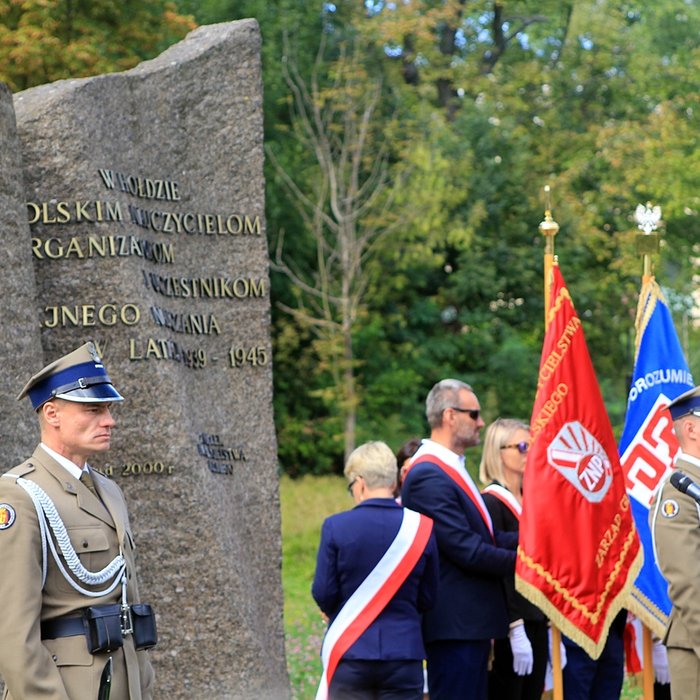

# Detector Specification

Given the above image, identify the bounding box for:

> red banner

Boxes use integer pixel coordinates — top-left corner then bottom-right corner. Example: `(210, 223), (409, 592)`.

(515, 263), (642, 659)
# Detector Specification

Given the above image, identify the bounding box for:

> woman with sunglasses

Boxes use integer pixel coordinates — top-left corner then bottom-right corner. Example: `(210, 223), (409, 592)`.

(479, 418), (550, 700)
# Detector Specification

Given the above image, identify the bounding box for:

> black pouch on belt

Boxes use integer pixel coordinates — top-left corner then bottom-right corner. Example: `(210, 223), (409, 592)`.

(131, 603), (158, 650)
(84, 604), (124, 653)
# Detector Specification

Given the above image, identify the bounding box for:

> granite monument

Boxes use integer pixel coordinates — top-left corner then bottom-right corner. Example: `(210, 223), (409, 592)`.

(0, 19), (289, 699)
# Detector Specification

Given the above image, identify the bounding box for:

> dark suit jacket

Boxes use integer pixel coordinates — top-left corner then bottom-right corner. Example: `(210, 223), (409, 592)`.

(312, 498), (439, 660)
(482, 484), (545, 624)
(401, 458), (517, 642)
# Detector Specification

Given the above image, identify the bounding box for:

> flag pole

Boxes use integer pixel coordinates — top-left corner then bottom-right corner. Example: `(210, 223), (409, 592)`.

(539, 185), (560, 329)
(538, 186), (563, 700)
(642, 628), (654, 700)
(633, 201), (662, 700)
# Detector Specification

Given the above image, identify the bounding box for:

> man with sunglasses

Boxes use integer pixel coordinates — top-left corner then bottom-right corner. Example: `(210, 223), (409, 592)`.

(401, 378), (518, 700)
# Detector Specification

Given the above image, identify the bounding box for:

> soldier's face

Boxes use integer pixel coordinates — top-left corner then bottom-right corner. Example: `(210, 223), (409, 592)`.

(51, 400), (116, 463)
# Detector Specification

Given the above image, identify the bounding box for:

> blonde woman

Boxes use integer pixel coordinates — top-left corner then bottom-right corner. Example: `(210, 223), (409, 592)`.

(479, 418), (548, 700)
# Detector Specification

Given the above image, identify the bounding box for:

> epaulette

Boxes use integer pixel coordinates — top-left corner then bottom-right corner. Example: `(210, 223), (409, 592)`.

(15, 462), (36, 477)
(3, 461), (36, 479)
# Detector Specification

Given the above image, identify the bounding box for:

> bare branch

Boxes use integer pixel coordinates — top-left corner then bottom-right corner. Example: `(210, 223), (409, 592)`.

(272, 37), (406, 460)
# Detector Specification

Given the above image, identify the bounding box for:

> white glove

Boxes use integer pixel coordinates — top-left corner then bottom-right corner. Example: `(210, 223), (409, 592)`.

(652, 639), (670, 685)
(509, 623), (534, 676)
(548, 626), (567, 669)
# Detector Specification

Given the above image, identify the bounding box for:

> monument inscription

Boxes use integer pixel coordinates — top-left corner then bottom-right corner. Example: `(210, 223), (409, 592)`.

(1, 19), (289, 700)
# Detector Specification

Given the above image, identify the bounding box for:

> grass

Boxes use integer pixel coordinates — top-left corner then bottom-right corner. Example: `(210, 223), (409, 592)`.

(280, 474), (350, 700)
(280, 474), (643, 700)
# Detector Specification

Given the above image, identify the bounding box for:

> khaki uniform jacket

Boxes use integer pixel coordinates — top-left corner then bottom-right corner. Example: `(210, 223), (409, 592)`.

(650, 455), (700, 658)
(0, 445), (154, 700)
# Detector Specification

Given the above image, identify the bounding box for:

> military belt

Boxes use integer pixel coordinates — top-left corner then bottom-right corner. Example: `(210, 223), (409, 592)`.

(41, 603), (157, 652)
(41, 615), (86, 639)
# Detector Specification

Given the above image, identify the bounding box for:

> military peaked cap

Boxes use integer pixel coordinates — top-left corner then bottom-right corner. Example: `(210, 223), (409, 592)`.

(17, 342), (124, 410)
(667, 385), (700, 421)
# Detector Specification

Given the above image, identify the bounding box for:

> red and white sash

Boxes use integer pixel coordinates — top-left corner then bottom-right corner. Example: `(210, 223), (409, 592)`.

(418, 454), (494, 539)
(315, 508), (433, 700)
(482, 483), (522, 521)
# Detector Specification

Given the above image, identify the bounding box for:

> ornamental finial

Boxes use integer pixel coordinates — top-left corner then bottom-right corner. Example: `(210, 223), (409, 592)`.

(539, 185), (560, 238)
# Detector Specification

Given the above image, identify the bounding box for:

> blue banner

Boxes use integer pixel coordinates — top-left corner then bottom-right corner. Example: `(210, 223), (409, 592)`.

(619, 279), (694, 637)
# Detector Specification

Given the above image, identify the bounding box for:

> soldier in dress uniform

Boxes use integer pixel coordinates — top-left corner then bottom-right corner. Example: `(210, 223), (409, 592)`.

(650, 385), (700, 700)
(0, 342), (155, 700)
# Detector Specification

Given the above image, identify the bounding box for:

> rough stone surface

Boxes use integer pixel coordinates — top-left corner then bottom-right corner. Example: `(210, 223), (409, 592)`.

(0, 84), (46, 465)
(3, 20), (289, 699)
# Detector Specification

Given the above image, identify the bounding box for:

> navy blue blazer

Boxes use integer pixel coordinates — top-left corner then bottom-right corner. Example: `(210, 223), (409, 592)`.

(312, 498), (439, 660)
(401, 460), (517, 642)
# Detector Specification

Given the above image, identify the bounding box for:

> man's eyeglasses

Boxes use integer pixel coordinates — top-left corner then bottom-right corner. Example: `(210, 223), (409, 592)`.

(347, 477), (360, 494)
(449, 407), (480, 421)
(501, 442), (529, 454)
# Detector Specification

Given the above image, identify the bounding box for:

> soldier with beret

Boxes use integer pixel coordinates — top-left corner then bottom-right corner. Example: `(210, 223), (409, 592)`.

(650, 385), (700, 700)
(0, 342), (155, 699)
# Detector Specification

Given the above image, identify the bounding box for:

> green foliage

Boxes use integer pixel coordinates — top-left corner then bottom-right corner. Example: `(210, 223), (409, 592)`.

(10, 0), (696, 476)
(175, 1), (700, 476)
(0, 0), (196, 91)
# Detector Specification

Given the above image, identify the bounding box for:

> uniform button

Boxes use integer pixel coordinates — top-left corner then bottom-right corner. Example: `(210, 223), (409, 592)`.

(82, 540), (89, 548)
(52, 655), (58, 661)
